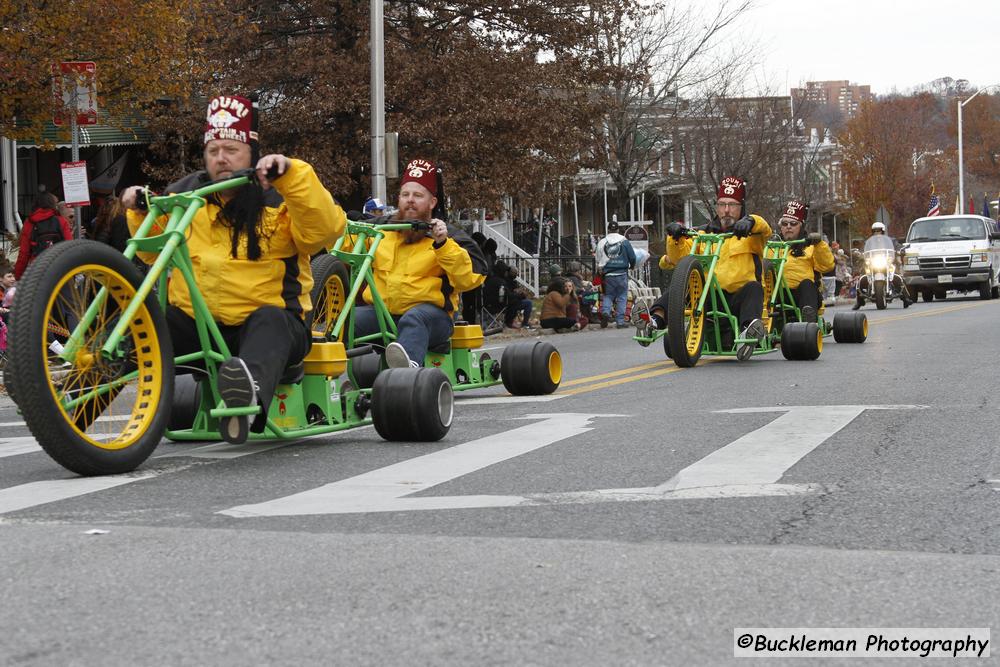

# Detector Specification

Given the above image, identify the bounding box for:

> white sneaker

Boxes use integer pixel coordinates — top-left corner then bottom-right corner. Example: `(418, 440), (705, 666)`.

(385, 342), (413, 369)
(736, 319), (765, 362)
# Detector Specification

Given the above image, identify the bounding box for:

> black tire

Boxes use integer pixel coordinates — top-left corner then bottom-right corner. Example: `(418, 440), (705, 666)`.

(308, 254), (351, 341)
(666, 256), (706, 367)
(936, 290), (947, 300)
(371, 367), (453, 441)
(832, 312), (868, 343)
(874, 280), (887, 309)
(349, 351), (382, 389)
(921, 288), (934, 302)
(979, 281), (991, 300)
(7, 241), (174, 475)
(167, 375), (202, 431)
(501, 340), (561, 395)
(781, 321), (822, 360)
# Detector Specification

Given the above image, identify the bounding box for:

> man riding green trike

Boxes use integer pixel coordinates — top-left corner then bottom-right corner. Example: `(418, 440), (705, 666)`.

(5, 96), (559, 477)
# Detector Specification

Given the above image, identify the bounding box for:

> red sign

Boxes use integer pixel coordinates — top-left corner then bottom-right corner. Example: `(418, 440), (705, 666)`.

(52, 61), (98, 126)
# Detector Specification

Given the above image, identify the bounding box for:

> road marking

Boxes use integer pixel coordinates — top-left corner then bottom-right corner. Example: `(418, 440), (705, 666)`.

(0, 415), (131, 428)
(559, 358), (722, 396)
(871, 302), (985, 324)
(220, 413), (620, 517)
(559, 361), (668, 387)
(0, 467), (178, 515)
(455, 395), (565, 405)
(220, 405), (919, 517)
(156, 442), (291, 459)
(0, 437), (41, 459)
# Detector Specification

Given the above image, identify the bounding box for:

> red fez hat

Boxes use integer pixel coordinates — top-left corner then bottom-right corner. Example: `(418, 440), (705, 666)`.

(204, 95), (259, 145)
(781, 200), (808, 223)
(717, 176), (746, 202)
(400, 158), (438, 196)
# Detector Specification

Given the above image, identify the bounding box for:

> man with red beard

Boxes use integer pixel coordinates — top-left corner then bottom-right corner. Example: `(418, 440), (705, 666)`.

(353, 158), (488, 368)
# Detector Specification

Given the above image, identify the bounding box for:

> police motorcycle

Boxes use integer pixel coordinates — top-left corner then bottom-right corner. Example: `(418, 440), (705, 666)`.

(854, 234), (910, 310)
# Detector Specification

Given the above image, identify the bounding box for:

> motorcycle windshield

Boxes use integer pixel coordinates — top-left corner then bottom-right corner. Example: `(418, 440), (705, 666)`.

(863, 235), (895, 252)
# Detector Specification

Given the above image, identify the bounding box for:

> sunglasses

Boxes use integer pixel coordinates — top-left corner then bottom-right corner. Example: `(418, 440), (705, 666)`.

(779, 220), (801, 227)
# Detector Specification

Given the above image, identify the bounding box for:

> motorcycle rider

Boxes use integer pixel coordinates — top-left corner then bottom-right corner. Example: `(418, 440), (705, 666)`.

(775, 200), (833, 323)
(644, 176), (772, 361)
(852, 221), (912, 310)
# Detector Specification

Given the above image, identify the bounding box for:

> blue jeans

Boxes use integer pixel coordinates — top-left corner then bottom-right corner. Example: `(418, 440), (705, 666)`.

(354, 304), (454, 365)
(601, 273), (629, 325)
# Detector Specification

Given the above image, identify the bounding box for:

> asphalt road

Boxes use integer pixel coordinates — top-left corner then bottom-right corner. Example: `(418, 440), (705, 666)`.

(2, 296), (999, 666)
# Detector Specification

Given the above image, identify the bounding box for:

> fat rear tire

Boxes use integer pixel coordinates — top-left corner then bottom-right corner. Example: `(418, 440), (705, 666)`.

(372, 367), (453, 441)
(501, 340), (561, 395)
(832, 311), (868, 343)
(781, 321), (822, 360)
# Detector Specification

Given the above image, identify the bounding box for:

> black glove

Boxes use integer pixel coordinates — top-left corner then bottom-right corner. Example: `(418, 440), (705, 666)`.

(666, 222), (686, 240)
(731, 216), (755, 239)
(805, 232), (822, 245)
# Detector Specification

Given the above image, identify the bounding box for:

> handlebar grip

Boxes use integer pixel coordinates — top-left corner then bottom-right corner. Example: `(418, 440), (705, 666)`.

(134, 188), (150, 211)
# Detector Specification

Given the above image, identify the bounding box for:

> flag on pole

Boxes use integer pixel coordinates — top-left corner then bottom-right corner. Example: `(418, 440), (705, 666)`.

(927, 187), (940, 216)
(984, 194), (991, 218)
(970, 197), (976, 214)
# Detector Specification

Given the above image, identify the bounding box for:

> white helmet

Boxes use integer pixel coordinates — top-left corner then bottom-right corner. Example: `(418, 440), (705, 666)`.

(871, 222), (886, 234)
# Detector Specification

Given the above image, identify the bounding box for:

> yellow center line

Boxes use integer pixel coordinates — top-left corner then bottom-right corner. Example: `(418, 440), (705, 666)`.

(559, 358), (724, 396)
(873, 301), (988, 324)
(559, 359), (672, 387)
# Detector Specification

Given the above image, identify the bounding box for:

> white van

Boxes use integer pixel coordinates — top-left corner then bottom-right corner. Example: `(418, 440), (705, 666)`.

(900, 214), (1000, 301)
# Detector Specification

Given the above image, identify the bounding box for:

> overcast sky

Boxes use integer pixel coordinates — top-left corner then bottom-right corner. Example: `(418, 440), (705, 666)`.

(731, 0), (1000, 95)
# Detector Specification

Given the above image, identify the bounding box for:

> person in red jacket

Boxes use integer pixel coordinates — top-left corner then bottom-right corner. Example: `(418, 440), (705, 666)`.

(15, 192), (73, 279)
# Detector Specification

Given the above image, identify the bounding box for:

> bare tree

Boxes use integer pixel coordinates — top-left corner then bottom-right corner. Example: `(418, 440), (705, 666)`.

(584, 0), (754, 218)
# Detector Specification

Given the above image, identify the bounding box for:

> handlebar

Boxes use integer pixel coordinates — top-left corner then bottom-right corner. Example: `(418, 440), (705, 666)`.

(131, 165), (282, 211)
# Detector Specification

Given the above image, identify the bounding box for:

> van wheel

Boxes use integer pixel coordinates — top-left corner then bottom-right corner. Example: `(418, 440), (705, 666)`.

(921, 289), (933, 302)
(979, 281), (991, 300)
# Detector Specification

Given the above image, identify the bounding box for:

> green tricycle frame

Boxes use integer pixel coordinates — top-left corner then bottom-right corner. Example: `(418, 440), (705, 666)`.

(633, 231), (863, 366)
(762, 238), (868, 346)
(310, 217), (561, 399)
(7, 170), (558, 476)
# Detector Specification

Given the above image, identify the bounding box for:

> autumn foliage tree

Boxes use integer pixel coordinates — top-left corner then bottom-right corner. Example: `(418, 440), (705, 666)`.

(143, 0), (612, 208)
(840, 94), (948, 237)
(0, 0), (229, 145)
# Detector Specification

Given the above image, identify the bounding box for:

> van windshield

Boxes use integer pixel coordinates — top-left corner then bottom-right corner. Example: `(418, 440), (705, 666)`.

(907, 217), (986, 242)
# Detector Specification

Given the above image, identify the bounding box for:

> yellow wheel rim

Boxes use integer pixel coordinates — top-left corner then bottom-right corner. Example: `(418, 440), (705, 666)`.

(313, 274), (346, 341)
(816, 328), (823, 354)
(43, 265), (163, 451)
(761, 268), (775, 332)
(861, 318), (869, 338)
(684, 269), (705, 355)
(547, 350), (563, 384)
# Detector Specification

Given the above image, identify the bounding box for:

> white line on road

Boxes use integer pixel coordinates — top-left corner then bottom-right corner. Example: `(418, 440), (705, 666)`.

(0, 467), (180, 515)
(221, 405), (920, 517)
(0, 437), (41, 459)
(220, 413), (621, 517)
(156, 442), (292, 459)
(455, 395), (565, 405)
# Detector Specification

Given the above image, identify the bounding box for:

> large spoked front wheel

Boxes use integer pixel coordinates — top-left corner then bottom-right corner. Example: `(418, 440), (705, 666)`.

(309, 254), (351, 342)
(7, 241), (174, 475)
(666, 256), (706, 367)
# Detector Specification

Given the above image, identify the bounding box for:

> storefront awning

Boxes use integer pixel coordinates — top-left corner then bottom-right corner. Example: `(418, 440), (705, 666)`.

(14, 116), (150, 149)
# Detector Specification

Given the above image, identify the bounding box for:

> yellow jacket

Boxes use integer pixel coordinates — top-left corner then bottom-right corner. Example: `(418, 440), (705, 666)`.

(127, 159), (345, 325)
(660, 215), (772, 292)
(784, 241), (834, 289)
(360, 227), (487, 315)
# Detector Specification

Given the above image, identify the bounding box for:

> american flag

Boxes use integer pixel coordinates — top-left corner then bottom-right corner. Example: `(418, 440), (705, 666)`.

(927, 192), (940, 216)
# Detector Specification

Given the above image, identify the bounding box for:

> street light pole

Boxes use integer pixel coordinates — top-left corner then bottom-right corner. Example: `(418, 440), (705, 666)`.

(370, 0), (386, 203)
(958, 85), (998, 208)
